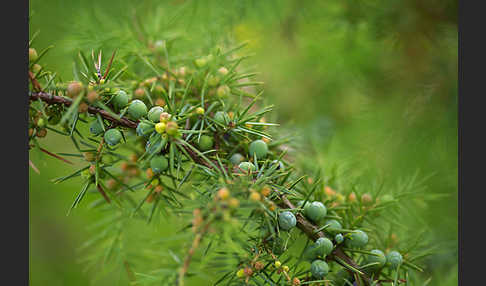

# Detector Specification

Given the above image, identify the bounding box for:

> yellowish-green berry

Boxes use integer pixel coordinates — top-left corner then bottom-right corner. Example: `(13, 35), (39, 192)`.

(155, 122), (166, 134)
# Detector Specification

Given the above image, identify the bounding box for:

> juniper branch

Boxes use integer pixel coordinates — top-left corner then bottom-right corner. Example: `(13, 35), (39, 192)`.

(29, 89), (373, 284)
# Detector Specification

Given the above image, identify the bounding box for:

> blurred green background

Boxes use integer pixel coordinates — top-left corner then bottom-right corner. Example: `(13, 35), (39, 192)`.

(29, 0), (457, 285)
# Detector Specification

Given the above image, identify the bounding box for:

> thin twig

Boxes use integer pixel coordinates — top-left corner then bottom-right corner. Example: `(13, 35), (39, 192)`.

(38, 146), (74, 165)
(178, 221), (211, 286)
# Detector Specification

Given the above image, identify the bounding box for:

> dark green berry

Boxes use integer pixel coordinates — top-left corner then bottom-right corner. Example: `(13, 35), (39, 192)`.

(386, 251), (403, 269)
(198, 135), (214, 151)
(366, 249), (386, 270)
(150, 155), (169, 173)
(104, 129), (122, 146)
(213, 111), (230, 125)
(147, 106), (164, 122)
(249, 139), (268, 159)
(113, 90), (130, 109)
(335, 233), (344, 244)
(344, 230), (368, 248)
(230, 153), (245, 165)
(304, 201), (327, 222)
(310, 260), (329, 279)
(278, 211), (296, 231)
(136, 121), (154, 137)
(324, 219), (342, 235)
(238, 161), (255, 174)
(315, 237), (333, 256)
(128, 99), (148, 120)
(89, 120), (104, 136)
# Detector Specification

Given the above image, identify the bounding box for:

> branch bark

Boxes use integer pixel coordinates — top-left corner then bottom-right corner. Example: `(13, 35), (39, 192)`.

(30, 90), (373, 284)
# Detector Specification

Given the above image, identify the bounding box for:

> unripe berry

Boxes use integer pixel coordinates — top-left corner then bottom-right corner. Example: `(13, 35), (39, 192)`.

(155, 98), (166, 107)
(303, 201), (327, 222)
(104, 129), (123, 146)
(195, 107), (205, 115)
(37, 128), (47, 138)
(128, 100), (148, 120)
(198, 135), (213, 151)
(282, 265), (289, 272)
(310, 260), (329, 279)
(250, 191), (261, 201)
(361, 193), (373, 205)
(345, 230), (368, 248)
(278, 211), (297, 231)
(366, 249), (386, 270)
(159, 112), (171, 122)
(213, 111), (230, 125)
(253, 261), (264, 271)
(113, 90), (129, 109)
(324, 186), (336, 197)
(216, 85), (230, 98)
(178, 66), (187, 77)
(386, 251), (403, 269)
(89, 120), (104, 136)
(261, 186), (271, 197)
(243, 267), (253, 277)
(217, 187), (230, 200)
(249, 139), (268, 159)
(29, 48), (38, 62)
(230, 153), (244, 165)
(348, 192), (357, 203)
(315, 237), (334, 256)
(165, 121), (179, 136)
(134, 88), (145, 99)
(86, 91), (99, 103)
(78, 102), (89, 113)
(136, 121), (154, 137)
(217, 66), (229, 76)
(335, 233), (344, 244)
(238, 161), (255, 174)
(274, 261), (281, 268)
(151, 178), (160, 187)
(32, 64), (42, 73)
(148, 106), (164, 122)
(228, 198), (240, 208)
(236, 269), (245, 278)
(324, 219), (342, 235)
(155, 122), (166, 134)
(150, 155), (169, 173)
(66, 81), (83, 98)
(207, 75), (220, 87)
(88, 165), (98, 176)
(37, 118), (45, 128)
(194, 57), (207, 68)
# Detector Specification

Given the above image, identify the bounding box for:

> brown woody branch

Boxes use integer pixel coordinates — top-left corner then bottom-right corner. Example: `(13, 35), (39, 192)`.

(29, 92), (138, 129)
(278, 196), (373, 284)
(30, 90), (373, 284)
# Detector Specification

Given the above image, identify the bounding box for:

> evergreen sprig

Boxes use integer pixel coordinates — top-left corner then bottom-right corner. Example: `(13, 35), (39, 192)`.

(29, 24), (434, 286)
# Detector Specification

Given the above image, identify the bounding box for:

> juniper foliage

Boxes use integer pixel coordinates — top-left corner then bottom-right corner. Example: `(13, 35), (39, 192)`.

(28, 5), (440, 286)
